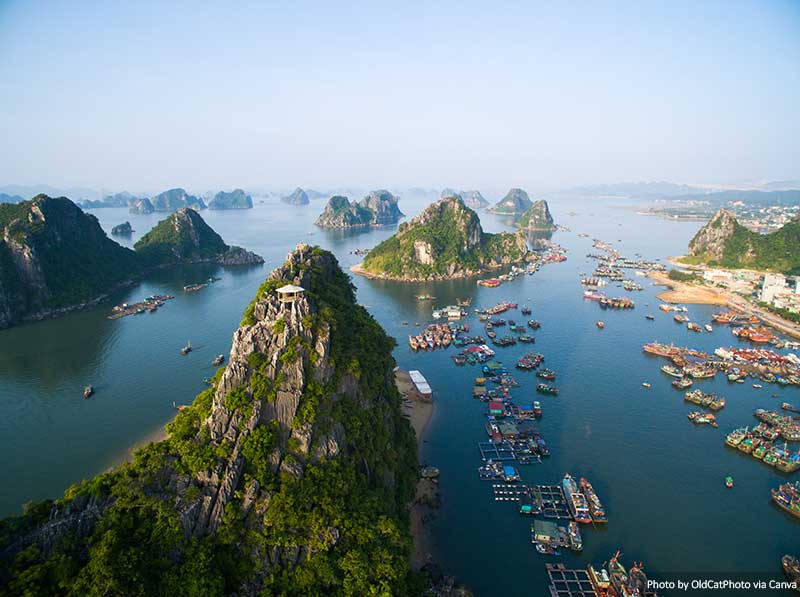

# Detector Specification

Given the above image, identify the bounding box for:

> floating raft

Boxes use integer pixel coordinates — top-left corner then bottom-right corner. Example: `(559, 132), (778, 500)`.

(492, 484), (529, 501)
(545, 564), (597, 597)
(478, 441), (517, 461)
(536, 485), (572, 519)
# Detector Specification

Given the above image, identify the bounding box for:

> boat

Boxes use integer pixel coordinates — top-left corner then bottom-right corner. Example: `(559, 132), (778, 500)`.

(212, 354), (225, 366)
(532, 401), (542, 417)
(725, 475), (734, 488)
(180, 341), (192, 355)
(580, 477), (608, 523)
(705, 324), (713, 333)
(527, 320), (541, 330)
(771, 482), (800, 520)
(562, 474), (592, 524)
(596, 321), (605, 329)
(642, 382), (651, 388)
(672, 377), (693, 389)
(536, 383), (559, 395)
(674, 313), (689, 323)
(783, 403), (800, 414)
(83, 385), (94, 399)
(687, 322), (702, 332)
(608, 551), (650, 597)
(782, 555), (800, 588)
(660, 364), (684, 378)
(521, 306), (531, 315)
(536, 368), (556, 381)
(568, 521), (583, 551)
(645, 314), (655, 320)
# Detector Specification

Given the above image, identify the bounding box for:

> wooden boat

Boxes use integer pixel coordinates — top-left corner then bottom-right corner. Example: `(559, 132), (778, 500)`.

(83, 386), (94, 399)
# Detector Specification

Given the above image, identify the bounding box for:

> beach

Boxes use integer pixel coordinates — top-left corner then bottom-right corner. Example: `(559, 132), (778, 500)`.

(395, 369), (438, 571)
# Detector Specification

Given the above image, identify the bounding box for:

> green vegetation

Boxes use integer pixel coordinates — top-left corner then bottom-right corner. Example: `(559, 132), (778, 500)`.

(758, 302), (800, 324)
(134, 208), (228, 267)
(1, 247), (421, 595)
(687, 211), (800, 274)
(363, 196), (526, 279)
(517, 200), (555, 230)
(668, 269), (702, 282)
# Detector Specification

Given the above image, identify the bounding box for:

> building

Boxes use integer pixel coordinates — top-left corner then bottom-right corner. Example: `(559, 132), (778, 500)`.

(408, 370), (432, 400)
(533, 520), (558, 544)
(276, 284), (305, 302)
(702, 269), (734, 284)
(760, 273), (787, 303)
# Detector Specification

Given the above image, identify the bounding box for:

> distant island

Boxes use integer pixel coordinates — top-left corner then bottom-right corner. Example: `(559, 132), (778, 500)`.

(129, 197), (154, 214)
(681, 208), (800, 274)
(281, 187), (309, 205)
(487, 188), (533, 214)
(0, 244), (419, 594)
(440, 188), (489, 209)
(517, 199), (556, 231)
(0, 193), (24, 204)
(151, 188), (206, 211)
(208, 188), (253, 210)
(135, 208), (263, 267)
(0, 197), (263, 329)
(354, 195), (529, 281)
(315, 190), (404, 228)
(111, 221), (133, 236)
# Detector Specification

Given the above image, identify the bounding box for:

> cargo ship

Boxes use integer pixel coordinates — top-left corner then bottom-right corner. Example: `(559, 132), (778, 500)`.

(580, 477), (608, 523)
(771, 482), (800, 520)
(562, 474), (592, 524)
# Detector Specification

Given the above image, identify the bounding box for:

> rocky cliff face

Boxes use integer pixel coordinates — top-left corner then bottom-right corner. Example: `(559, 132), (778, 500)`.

(688, 209), (741, 261)
(361, 196), (529, 281)
(0, 196), (139, 329)
(488, 188), (533, 214)
(315, 191), (404, 228)
(0, 245), (418, 594)
(281, 187), (309, 205)
(129, 197), (154, 214)
(134, 208), (263, 267)
(111, 221), (133, 236)
(209, 189), (253, 210)
(517, 200), (555, 230)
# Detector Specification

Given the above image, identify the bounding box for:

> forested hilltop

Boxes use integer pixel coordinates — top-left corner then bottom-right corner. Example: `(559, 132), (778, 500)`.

(0, 245), (421, 595)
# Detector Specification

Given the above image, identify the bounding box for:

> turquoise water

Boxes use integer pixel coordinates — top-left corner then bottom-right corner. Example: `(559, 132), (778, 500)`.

(0, 197), (797, 594)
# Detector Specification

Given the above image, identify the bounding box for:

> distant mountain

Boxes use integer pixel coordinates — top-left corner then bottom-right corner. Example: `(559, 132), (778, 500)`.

(151, 188), (206, 212)
(671, 189), (800, 206)
(0, 185), (102, 201)
(281, 187), (309, 205)
(517, 200), (556, 231)
(0, 193), (23, 204)
(461, 191), (489, 209)
(0, 195), (140, 328)
(129, 197), (155, 214)
(488, 188), (533, 214)
(315, 191), (404, 228)
(563, 181), (704, 199)
(684, 209), (800, 274)
(134, 208), (263, 267)
(208, 188), (253, 210)
(78, 192), (140, 209)
(305, 188), (328, 200)
(760, 180), (800, 192)
(359, 196), (529, 281)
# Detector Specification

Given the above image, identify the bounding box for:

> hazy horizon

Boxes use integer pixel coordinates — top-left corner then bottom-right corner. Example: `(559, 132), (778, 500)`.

(1, 1), (798, 191)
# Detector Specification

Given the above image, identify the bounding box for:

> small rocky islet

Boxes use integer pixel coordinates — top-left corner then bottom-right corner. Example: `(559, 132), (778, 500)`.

(314, 190), (404, 228)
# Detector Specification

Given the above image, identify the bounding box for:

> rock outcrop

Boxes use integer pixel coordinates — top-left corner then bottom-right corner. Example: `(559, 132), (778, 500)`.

(315, 191), (404, 228)
(281, 187), (309, 205)
(0, 245), (419, 594)
(129, 197), (154, 214)
(134, 208), (263, 267)
(685, 209), (800, 273)
(517, 200), (556, 230)
(488, 188), (533, 214)
(151, 188), (206, 212)
(209, 189), (253, 210)
(0, 195), (140, 329)
(360, 196), (530, 281)
(110, 221), (133, 236)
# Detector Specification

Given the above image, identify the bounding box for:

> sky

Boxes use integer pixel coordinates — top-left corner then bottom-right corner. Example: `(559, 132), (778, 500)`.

(0, 0), (798, 194)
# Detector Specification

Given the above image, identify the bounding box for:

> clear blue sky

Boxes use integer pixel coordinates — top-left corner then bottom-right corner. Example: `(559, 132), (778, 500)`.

(1, 0), (798, 192)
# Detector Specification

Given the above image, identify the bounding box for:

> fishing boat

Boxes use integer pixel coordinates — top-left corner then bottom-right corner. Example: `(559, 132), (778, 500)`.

(568, 521), (583, 551)
(596, 321), (605, 329)
(725, 476), (734, 488)
(562, 474), (592, 524)
(521, 306), (531, 315)
(607, 551), (650, 597)
(782, 555), (800, 586)
(674, 313), (689, 323)
(212, 354), (225, 366)
(83, 385), (94, 399)
(642, 382), (651, 388)
(532, 401), (542, 417)
(536, 384), (559, 395)
(660, 364), (684, 378)
(536, 368), (556, 381)
(705, 324), (713, 333)
(783, 403), (800, 414)
(527, 320), (541, 329)
(672, 377), (693, 389)
(180, 341), (192, 355)
(580, 477), (608, 523)
(645, 314), (655, 320)
(771, 482), (800, 520)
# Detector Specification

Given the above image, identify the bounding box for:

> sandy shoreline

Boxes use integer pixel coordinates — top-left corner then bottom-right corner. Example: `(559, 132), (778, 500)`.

(109, 424), (168, 469)
(395, 369), (438, 571)
(648, 270), (800, 339)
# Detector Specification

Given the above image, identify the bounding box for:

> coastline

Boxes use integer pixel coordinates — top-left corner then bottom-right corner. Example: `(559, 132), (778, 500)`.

(108, 423), (169, 469)
(648, 268), (800, 340)
(395, 369), (437, 572)
(351, 261), (521, 283)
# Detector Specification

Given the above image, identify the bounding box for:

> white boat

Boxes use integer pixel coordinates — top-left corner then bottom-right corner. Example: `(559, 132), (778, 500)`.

(705, 324), (713, 333)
